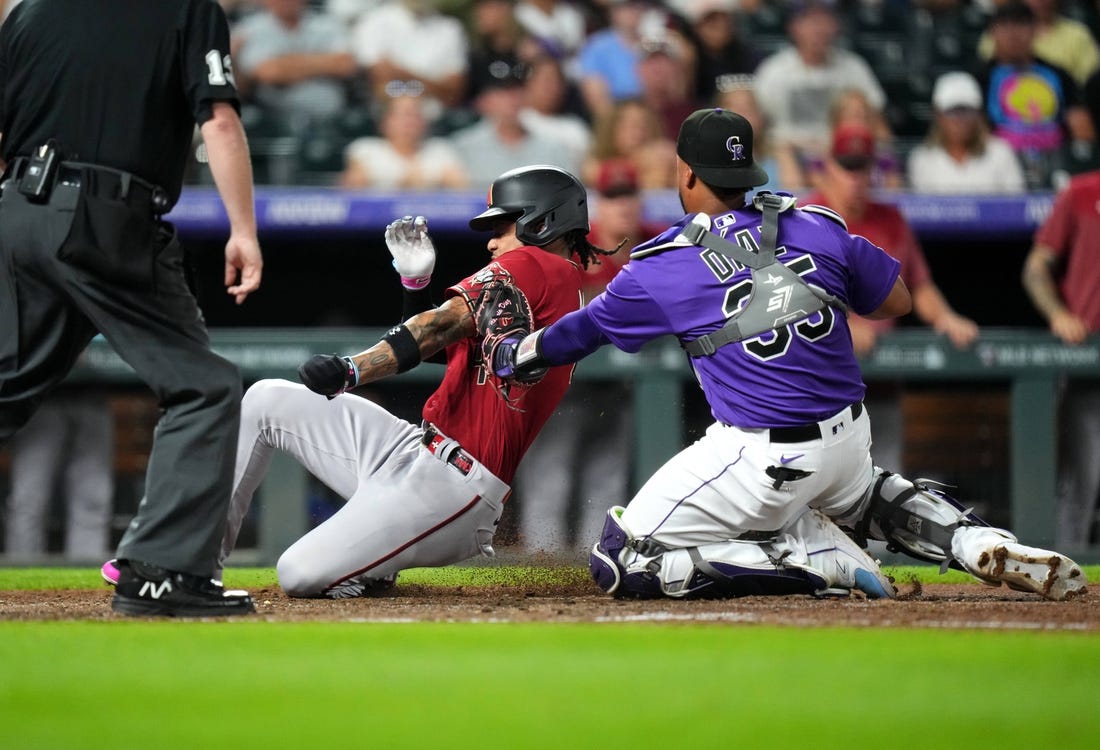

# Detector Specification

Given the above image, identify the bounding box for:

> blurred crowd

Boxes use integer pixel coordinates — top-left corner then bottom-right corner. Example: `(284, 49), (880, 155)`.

(7, 0), (1100, 558)
(137, 0), (1100, 195)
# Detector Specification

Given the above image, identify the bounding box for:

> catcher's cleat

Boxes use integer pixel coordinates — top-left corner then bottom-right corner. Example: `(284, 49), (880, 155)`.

(101, 559), (120, 586)
(111, 560), (254, 617)
(975, 541), (1087, 601)
(852, 568), (895, 600)
(951, 527), (1088, 601)
(800, 509), (896, 599)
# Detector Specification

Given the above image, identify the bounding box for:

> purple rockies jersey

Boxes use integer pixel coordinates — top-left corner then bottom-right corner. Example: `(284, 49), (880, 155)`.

(581, 205), (900, 428)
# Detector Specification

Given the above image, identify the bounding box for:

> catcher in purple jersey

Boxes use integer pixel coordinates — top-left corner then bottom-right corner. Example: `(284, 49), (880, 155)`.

(483, 108), (1087, 601)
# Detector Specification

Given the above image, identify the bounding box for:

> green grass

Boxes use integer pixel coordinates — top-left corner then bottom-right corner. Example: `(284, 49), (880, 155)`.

(2, 566), (1099, 750)
(2, 564), (1098, 590)
(1, 622), (1098, 749)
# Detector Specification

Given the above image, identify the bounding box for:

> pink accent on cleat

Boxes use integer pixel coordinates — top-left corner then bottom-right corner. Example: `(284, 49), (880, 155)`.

(101, 559), (120, 586)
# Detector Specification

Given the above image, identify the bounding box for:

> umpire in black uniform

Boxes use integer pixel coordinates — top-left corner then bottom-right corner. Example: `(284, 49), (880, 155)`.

(0, 0), (263, 617)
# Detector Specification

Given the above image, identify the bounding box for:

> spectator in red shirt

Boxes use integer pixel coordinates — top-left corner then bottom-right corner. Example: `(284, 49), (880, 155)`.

(579, 158), (664, 299)
(806, 122), (979, 471)
(807, 123), (979, 356)
(1023, 169), (1100, 548)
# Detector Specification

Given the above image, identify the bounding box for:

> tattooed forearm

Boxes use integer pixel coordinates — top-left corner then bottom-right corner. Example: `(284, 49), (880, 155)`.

(348, 346), (399, 385)
(406, 299), (474, 356)
(347, 297), (476, 386)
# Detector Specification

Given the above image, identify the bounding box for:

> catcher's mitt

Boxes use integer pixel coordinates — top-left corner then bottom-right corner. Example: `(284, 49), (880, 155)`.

(472, 277), (545, 395)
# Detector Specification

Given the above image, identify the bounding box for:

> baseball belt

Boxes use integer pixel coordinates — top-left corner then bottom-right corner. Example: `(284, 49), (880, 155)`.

(769, 401), (864, 443)
(421, 423), (475, 476)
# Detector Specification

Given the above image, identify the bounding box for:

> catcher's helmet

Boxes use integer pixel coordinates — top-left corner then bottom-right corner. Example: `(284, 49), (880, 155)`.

(469, 165), (589, 246)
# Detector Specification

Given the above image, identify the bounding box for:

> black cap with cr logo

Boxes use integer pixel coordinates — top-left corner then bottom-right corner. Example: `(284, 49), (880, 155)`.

(676, 108), (769, 190)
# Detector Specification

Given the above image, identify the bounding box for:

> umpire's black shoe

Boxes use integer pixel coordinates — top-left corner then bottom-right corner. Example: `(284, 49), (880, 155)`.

(111, 560), (255, 618)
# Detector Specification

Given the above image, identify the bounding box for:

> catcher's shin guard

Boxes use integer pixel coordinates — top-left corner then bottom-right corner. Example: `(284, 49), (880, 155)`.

(589, 508), (861, 599)
(669, 509), (895, 600)
(846, 468), (991, 569)
(679, 543), (833, 599)
(844, 470), (1087, 600)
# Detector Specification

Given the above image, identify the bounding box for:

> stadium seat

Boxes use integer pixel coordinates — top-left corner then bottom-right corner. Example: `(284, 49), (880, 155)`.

(429, 107), (480, 138)
(752, 33), (790, 57)
(908, 4), (985, 74)
(881, 76), (934, 139)
(852, 33), (909, 84)
(240, 105), (301, 185)
(338, 106), (378, 141)
(1054, 139), (1100, 186)
(741, 3), (785, 36)
(848, 1), (910, 34)
(297, 128), (348, 185)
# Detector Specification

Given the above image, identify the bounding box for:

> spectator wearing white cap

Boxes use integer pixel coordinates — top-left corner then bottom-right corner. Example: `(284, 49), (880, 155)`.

(907, 71), (1026, 194)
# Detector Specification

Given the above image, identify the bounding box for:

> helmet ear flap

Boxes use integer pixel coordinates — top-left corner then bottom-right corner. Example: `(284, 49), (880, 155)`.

(516, 212), (551, 246)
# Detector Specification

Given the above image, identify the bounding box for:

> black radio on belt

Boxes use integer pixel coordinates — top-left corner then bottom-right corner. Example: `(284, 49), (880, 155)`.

(18, 141), (61, 203)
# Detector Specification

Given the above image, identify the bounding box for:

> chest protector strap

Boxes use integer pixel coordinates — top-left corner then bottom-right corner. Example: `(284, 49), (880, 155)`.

(681, 194), (848, 357)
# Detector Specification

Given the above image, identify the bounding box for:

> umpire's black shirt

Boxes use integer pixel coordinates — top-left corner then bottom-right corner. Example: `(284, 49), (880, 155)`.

(0, 0), (240, 207)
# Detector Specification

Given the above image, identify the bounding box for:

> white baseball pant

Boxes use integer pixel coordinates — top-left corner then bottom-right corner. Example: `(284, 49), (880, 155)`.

(220, 379), (509, 597)
(621, 402), (873, 548)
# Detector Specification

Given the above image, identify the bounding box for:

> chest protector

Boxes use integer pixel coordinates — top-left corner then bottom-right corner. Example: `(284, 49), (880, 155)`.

(677, 193), (849, 357)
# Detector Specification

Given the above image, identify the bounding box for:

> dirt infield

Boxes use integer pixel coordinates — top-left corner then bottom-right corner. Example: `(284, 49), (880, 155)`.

(2, 579), (1097, 629)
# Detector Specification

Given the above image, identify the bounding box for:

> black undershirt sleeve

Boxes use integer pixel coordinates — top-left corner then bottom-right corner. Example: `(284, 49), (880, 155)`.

(401, 287), (446, 364)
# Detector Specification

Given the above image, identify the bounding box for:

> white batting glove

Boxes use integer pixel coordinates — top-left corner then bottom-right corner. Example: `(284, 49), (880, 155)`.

(384, 215), (436, 290)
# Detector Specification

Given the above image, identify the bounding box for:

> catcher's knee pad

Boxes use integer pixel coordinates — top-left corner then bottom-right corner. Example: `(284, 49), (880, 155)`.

(851, 468), (991, 567)
(588, 507), (663, 598)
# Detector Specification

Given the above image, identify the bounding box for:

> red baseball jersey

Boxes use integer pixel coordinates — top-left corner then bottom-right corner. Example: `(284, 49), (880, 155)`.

(422, 246), (583, 484)
(1035, 171), (1100, 331)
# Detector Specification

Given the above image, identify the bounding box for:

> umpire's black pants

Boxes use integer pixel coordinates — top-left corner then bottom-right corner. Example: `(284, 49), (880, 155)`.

(0, 172), (241, 577)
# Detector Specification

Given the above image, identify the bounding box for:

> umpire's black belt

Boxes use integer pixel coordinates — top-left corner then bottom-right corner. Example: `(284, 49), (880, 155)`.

(768, 401), (864, 443)
(421, 423), (475, 476)
(7, 157), (170, 214)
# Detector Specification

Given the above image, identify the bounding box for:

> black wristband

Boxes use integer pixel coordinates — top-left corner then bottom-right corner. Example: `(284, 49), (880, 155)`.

(382, 324), (421, 373)
(401, 286), (434, 322)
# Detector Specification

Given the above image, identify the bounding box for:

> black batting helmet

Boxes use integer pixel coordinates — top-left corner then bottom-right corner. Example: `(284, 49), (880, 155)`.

(469, 165), (589, 246)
